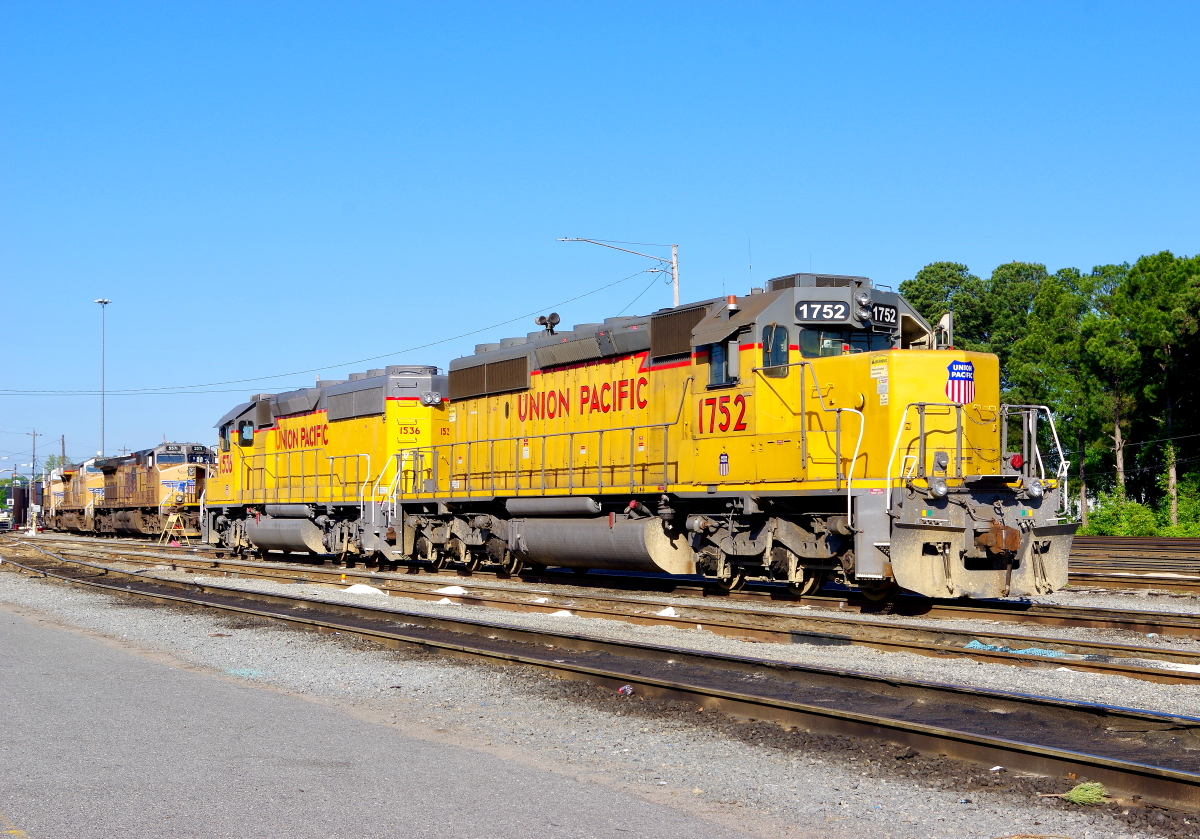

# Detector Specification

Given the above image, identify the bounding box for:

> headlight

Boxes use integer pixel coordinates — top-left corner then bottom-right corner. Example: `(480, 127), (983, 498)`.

(1026, 478), (1044, 498)
(928, 476), (949, 498)
(854, 291), (870, 307)
(856, 307), (872, 321)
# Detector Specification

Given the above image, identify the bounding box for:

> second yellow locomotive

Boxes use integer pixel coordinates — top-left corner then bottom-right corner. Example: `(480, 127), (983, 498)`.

(205, 272), (1077, 600)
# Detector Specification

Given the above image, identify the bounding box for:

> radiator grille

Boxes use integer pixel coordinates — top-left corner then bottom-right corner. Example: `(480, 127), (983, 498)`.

(815, 275), (854, 287)
(650, 306), (708, 359)
(534, 336), (602, 369)
(484, 357), (529, 394)
(449, 357), (529, 399)
(327, 386), (384, 421)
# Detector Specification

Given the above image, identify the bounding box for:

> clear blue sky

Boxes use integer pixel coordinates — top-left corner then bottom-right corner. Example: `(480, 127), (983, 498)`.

(2, 1), (1197, 467)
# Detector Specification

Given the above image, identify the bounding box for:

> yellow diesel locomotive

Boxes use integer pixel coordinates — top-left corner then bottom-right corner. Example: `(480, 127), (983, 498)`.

(47, 443), (213, 536)
(205, 273), (1076, 599)
(45, 459), (106, 532)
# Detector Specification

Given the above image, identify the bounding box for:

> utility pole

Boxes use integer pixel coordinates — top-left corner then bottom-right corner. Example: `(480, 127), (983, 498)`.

(670, 244), (679, 307)
(61, 435), (65, 465)
(95, 298), (111, 455)
(558, 239), (680, 308)
(27, 429), (41, 535)
(28, 429), (41, 476)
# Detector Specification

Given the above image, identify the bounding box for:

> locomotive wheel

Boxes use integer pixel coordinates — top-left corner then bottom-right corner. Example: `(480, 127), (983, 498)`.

(417, 536), (446, 571)
(787, 570), (826, 597)
(858, 579), (899, 602)
(462, 551), (483, 573)
(498, 553), (525, 576)
(715, 569), (747, 592)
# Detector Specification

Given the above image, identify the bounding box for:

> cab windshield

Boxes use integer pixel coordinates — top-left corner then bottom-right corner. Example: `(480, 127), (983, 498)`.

(799, 329), (893, 358)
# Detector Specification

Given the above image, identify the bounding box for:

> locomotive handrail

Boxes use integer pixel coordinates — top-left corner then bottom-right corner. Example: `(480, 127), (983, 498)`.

(751, 359), (864, 530)
(389, 378), (695, 500)
(884, 402), (1070, 516)
(325, 453), (371, 517)
(1001, 404), (1070, 515)
(885, 402), (970, 514)
(240, 448), (371, 505)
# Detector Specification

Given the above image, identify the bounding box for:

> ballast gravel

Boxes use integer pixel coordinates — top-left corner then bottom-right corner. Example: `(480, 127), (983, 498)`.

(126, 567), (1200, 720)
(1032, 587), (1200, 615)
(0, 567), (1194, 839)
(404, 569), (1200, 654)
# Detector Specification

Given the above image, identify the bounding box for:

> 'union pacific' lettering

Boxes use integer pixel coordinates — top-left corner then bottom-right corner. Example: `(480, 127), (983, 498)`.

(516, 377), (648, 422)
(274, 423), (330, 450)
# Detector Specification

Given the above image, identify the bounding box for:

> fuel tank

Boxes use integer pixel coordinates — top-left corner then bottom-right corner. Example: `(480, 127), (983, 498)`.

(245, 516), (326, 553)
(513, 517), (694, 574)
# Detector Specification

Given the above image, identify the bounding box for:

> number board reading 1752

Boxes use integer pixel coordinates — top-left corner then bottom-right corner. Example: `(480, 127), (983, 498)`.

(870, 303), (898, 328)
(795, 302), (849, 322)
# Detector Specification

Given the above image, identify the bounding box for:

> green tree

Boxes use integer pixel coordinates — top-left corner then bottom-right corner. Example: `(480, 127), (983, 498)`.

(1080, 264), (1139, 496)
(899, 262), (989, 351)
(901, 261), (1045, 386)
(1119, 252), (1200, 524)
(985, 262), (1046, 386)
(40, 454), (71, 473)
(1008, 269), (1102, 523)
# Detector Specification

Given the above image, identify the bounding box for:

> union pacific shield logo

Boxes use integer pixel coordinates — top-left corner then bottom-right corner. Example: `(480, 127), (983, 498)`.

(945, 360), (975, 404)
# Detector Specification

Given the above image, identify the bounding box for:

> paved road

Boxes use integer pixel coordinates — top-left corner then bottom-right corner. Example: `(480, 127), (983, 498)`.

(0, 608), (758, 839)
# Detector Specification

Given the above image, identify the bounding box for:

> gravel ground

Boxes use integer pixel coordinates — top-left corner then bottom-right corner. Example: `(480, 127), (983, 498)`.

(396, 570), (1200, 654)
(0, 565), (1196, 839)
(1033, 587), (1200, 615)
(111, 565), (1200, 720)
(62, 548), (1200, 655)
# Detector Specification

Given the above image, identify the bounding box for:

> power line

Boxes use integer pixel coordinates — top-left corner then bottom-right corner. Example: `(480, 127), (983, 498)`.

(588, 239), (673, 248)
(0, 387), (312, 397)
(1059, 430), (1200, 456)
(0, 269), (651, 396)
(616, 271), (660, 316)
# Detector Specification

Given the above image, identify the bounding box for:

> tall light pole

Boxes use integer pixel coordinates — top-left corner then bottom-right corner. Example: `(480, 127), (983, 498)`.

(95, 299), (111, 456)
(558, 239), (680, 308)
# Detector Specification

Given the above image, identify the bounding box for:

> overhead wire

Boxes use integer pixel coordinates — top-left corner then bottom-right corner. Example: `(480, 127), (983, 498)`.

(615, 270), (661, 316)
(0, 267), (654, 397)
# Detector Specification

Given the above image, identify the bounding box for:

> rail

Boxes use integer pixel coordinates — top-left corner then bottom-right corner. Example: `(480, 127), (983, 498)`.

(390, 378), (695, 499)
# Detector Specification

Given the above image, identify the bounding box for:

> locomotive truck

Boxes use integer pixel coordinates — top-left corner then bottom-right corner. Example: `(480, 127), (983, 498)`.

(204, 272), (1077, 600)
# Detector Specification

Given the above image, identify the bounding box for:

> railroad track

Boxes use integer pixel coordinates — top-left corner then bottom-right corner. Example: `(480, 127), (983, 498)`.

(3, 538), (1200, 812)
(25, 534), (1200, 637)
(1068, 536), (1200, 594)
(15, 536), (1200, 687)
(30, 531), (1200, 594)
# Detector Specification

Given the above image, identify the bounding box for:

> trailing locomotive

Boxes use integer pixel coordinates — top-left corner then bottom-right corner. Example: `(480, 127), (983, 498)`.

(205, 272), (1077, 599)
(46, 442), (213, 536)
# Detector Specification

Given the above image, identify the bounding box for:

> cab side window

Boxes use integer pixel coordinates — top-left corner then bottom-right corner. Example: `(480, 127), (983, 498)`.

(707, 334), (741, 387)
(219, 424), (231, 452)
(237, 421), (254, 447)
(762, 325), (789, 377)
